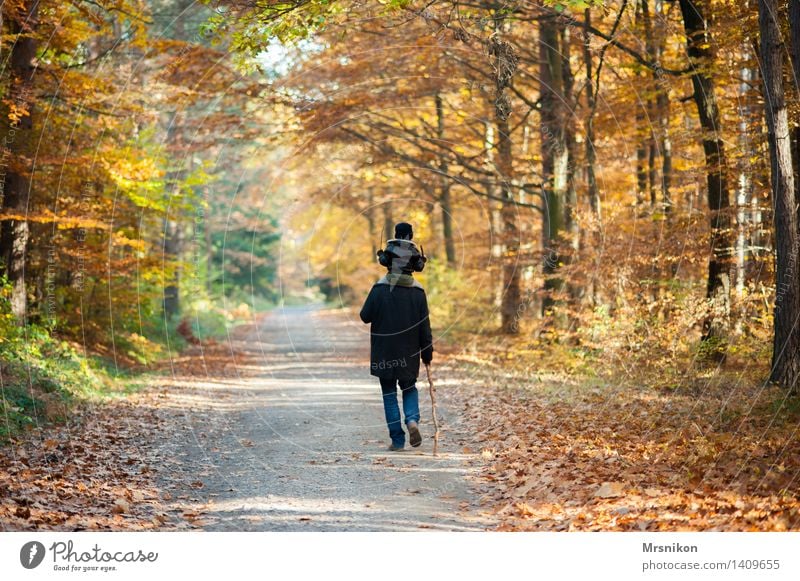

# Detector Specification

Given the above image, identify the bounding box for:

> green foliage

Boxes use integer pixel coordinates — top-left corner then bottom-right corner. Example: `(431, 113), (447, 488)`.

(204, 0), (344, 56)
(543, 0), (601, 11)
(696, 335), (728, 363)
(210, 218), (280, 302)
(0, 384), (43, 443)
(0, 277), (163, 442)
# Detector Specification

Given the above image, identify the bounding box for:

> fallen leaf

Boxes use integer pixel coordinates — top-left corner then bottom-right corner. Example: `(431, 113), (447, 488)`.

(111, 499), (130, 514)
(594, 482), (625, 499)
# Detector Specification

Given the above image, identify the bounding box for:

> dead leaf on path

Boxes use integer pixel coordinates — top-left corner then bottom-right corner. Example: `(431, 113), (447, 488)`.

(594, 482), (625, 499)
(239, 439), (255, 448)
(515, 502), (536, 517)
(111, 499), (130, 514)
(643, 488), (661, 498)
(190, 481), (204, 489)
(298, 516), (312, 521)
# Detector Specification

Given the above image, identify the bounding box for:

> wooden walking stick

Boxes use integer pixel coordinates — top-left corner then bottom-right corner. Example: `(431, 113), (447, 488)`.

(424, 362), (440, 456)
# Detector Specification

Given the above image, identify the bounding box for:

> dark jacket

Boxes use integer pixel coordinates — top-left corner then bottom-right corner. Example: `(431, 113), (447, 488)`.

(359, 274), (434, 381)
(377, 239), (427, 274)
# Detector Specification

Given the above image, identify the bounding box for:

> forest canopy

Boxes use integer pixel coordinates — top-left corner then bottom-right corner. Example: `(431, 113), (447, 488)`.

(0, 0), (798, 393)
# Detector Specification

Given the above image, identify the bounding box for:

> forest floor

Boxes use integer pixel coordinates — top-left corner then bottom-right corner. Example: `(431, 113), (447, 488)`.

(1, 305), (799, 531)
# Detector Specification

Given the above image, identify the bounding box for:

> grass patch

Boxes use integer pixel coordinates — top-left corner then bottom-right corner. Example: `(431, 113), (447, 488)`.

(0, 284), (276, 443)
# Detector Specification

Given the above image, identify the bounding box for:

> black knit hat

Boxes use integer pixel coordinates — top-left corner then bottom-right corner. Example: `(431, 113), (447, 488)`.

(394, 222), (413, 240)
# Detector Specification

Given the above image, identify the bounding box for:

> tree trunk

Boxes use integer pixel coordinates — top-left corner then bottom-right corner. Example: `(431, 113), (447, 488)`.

(678, 0), (733, 356)
(487, 24), (521, 334)
(655, 0), (672, 214)
(789, 0), (800, 228)
(497, 114), (521, 334)
(484, 121), (504, 321)
(435, 94), (456, 267)
(205, 189), (213, 294)
(162, 111), (182, 319)
(767, 0), (800, 391)
(163, 218), (181, 318)
(0, 0), (39, 322)
(735, 51), (756, 298)
(635, 110), (647, 209)
(562, 25), (582, 309)
(383, 203), (393, 242)
(540, 14), (568, 322)
(583, 9), (601, 221)
(562, 25), (579, 257)
(366, 187), (376, 258)
(641, 0), (658, 211)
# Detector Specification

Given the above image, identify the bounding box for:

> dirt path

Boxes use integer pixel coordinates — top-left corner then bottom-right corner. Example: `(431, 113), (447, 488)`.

(155, 305), (491, 531)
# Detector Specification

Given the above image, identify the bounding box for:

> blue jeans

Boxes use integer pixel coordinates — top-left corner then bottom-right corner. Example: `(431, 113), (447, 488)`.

(379, 377), (420, 447)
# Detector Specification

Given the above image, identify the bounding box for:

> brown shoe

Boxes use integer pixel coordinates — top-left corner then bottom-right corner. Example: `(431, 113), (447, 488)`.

(407, 421), (422, 447)
(388, 443), (404, 451)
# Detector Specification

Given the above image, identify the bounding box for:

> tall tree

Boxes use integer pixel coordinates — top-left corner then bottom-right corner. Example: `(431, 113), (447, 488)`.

(0, 0), (39, 321)
(539, 14), (568, 322)
(763, 0), (800, 391)
(489, 31), (522, 334)
(435, 93), (457, 267)
(678, 0), (733, 355)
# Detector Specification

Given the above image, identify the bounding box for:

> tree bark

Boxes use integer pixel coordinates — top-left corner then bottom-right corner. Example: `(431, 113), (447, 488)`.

(583, 9), (600, 220)
(485, 121), (504, 319)
(435, 93), (456, 267)
(162, 111), (182, 319)
(635, 112), (647, 208)
(641, 0), (658, 210)
(540, 14), (568, 322)
(497, 114), (521, 334)
(654, 0), (672, 214)
(562, 25), (579, 256)
(366, 186), (376, 258)
(789, 0), (800, 227)
(766, 0), (800, 391)
(735, 49), (756, 298)
(0, 0), (39, 322)
(678, 0), (733, 355)
(382, 203), (393, 242)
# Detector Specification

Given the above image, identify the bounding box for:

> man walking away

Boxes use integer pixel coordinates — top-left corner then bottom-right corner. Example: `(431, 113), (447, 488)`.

(360, 223), (434, 451)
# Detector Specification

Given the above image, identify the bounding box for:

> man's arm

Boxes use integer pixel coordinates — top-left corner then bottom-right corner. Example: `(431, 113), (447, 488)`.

(360, 286), (377, 324)
(419, 291), (433, 364)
